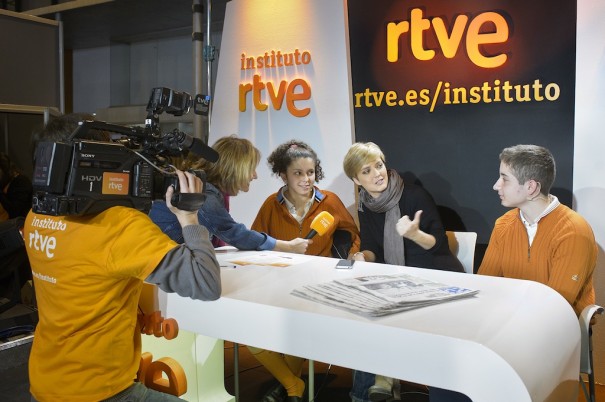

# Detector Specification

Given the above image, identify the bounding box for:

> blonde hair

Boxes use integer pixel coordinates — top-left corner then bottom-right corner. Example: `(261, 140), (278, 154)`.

(182, 135), (261, 195)
(343, 142), (385, 180)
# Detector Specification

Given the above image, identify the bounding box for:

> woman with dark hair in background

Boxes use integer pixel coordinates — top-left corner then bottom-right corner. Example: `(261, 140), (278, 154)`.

(0, 152), (33, 221)
(0, 152), (33, 308)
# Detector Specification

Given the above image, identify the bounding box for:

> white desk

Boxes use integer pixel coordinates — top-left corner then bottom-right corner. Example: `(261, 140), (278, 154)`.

(159, 250), (580, 402)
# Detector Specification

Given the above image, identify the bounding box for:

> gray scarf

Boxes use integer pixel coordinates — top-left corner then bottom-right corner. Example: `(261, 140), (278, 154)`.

(358, 169), (405, 265)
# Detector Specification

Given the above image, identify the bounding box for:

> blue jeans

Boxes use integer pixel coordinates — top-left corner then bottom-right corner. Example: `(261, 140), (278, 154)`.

(350, 370), (375, 402)
(32, 382), (186, 402)
(351, 371), (472, 402)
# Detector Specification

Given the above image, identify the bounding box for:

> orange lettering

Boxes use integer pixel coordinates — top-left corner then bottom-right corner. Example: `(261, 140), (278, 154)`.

(252, 74), (268, 111)
(409, 8), (433, 61)
(386, 7), (509, 68)
(138, 312), (185, 396)
(286, 79), (311, 117)
(162, 318), (179, 340)
(137, 352), (153, 383)
(466, 12), (509, 68)
(150, 311), (163, 337)
(138, 353), (187, 397)
(239, 82), (252, 112)
(138, 310), (179, 340)
(267, 80), (288, 110)
(432, 15), (469, 58)
(239, 75), (312, 117)
(386, 21), (409, 63)
(145, 357), (187, 396)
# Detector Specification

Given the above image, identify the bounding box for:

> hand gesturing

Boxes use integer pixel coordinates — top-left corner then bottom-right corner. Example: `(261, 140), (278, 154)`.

(396, 210), (423, 239)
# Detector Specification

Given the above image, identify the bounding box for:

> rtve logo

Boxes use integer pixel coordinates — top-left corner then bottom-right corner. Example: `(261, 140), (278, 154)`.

(386, 8), (509, 68)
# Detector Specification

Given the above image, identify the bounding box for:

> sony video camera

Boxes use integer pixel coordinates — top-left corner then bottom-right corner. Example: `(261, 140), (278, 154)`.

(31, 87), (218, 216)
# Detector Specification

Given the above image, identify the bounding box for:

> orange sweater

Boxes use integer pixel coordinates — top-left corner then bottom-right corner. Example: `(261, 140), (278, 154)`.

(252, 187), (360, 258)
(478, 204), (596, 316)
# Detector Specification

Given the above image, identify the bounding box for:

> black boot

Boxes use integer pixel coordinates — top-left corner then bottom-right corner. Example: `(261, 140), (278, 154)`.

(262, 381), (287, 402)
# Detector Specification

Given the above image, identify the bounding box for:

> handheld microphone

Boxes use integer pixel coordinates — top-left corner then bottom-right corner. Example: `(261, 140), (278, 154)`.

(304, 211), (335, 239)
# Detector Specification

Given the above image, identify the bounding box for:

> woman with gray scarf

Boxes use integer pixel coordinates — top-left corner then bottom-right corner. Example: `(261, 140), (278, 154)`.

(343, 142), (467, 402)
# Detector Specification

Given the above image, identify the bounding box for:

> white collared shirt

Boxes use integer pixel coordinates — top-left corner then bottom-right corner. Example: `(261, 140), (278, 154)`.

(520, 194), (560, 246)
(281, 186), (314, 224)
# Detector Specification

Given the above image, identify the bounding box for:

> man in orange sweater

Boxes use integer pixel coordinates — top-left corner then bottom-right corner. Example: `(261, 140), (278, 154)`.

(478, 144), (596, 316)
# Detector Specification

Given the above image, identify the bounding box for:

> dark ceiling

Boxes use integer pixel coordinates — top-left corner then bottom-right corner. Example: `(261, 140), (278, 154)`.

(23, 0), (229, 50)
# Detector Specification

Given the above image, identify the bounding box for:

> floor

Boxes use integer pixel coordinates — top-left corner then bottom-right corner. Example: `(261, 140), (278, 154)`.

(1, 336), (603, 402)
(0, 334), (32, 402)
(578, 381), (605, 402)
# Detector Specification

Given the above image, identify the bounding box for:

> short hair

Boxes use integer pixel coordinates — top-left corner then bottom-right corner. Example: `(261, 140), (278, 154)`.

(343, 142), (385, 180)
(183, 135), (260, 196)
(499, 144), (556, 195)
(31, 113), (110, 144)
(30, 113), (111, 159)
(266, 139), (324, 182)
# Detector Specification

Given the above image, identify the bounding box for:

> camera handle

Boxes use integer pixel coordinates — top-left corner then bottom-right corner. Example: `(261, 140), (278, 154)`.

(171, 193), (206, 212)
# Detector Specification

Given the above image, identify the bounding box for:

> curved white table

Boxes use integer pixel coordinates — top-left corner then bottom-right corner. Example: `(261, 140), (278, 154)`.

(158, 250), (580, 402)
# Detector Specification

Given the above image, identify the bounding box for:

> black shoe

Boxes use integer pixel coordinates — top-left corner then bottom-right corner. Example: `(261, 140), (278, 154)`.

(262, 381), (287, 402)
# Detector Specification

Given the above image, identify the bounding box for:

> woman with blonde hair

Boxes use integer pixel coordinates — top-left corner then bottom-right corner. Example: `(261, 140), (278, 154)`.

(149, 135), (308, 253)
(343, 141), (465, 402)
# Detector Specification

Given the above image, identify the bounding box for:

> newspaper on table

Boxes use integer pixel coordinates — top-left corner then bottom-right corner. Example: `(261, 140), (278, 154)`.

(291, 273), (478, 317)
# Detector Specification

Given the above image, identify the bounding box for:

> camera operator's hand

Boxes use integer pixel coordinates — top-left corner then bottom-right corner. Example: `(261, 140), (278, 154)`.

(166, 169), (203, 228)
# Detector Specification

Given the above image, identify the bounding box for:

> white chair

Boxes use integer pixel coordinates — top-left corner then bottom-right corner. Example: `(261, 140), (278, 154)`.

(445, 231), (477, 274)
(579, 304), (604, 402)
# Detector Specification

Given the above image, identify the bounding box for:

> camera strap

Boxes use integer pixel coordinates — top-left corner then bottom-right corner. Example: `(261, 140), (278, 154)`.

(170, 193), (206, 212)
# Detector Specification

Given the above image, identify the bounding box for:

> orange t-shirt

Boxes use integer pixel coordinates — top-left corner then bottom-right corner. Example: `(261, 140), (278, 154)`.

(24, 207), (177, 401)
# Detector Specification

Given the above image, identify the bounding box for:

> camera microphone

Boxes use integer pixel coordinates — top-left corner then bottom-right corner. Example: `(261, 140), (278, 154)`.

(164, 131), (219, 163)
(304, 211), (335, 239)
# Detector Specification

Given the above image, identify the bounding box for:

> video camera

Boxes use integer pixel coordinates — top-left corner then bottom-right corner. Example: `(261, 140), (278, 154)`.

(31, 87), (218, 216)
